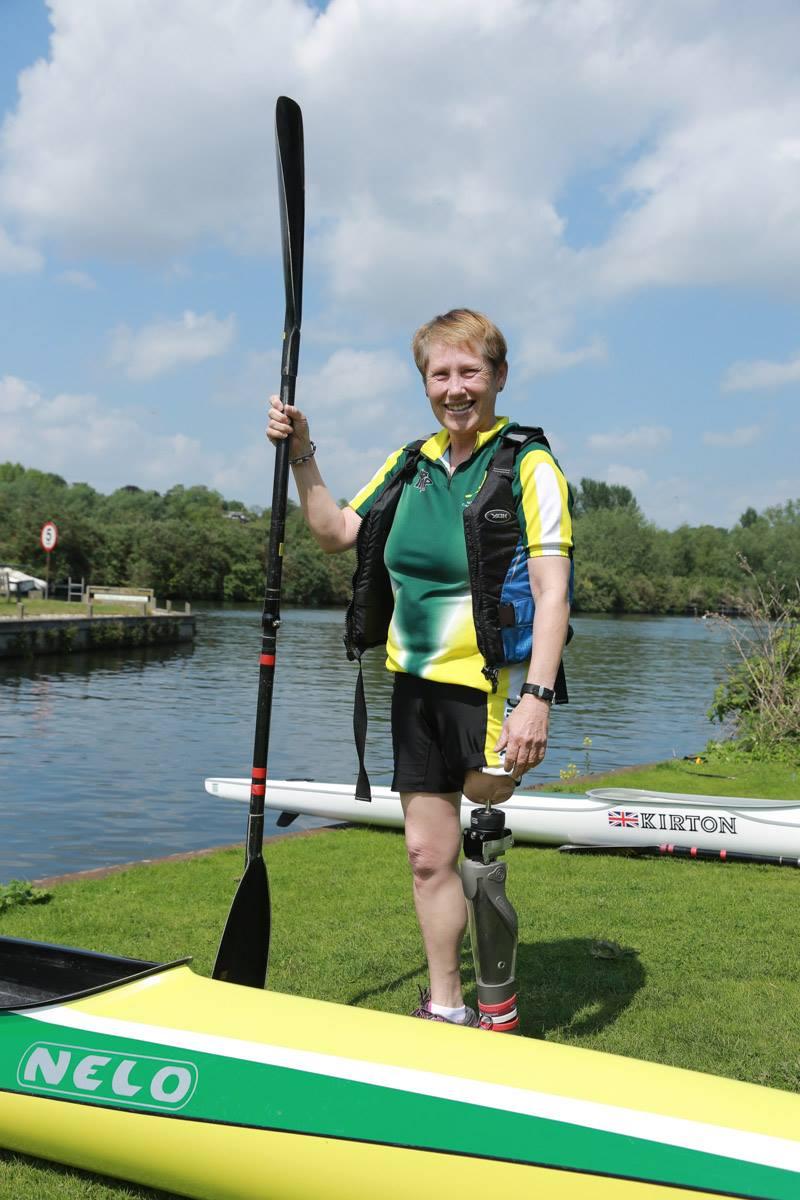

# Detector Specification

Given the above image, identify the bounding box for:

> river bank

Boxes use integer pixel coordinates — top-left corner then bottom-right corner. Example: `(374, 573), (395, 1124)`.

(0, 609), (196, 658)
(21, 752), (798, 890)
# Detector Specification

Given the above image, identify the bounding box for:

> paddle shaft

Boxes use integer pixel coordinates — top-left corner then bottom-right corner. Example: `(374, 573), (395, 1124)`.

(245, 97), (304, 868)
(247, 395), (293, 862)
(561, 843), (800, 867)
(212, 97), (304, 988)
(247, 332), (300, 862)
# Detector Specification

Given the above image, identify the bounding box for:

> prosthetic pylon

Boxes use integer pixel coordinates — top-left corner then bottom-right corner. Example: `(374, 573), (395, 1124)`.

(460, 805), (520, 1033)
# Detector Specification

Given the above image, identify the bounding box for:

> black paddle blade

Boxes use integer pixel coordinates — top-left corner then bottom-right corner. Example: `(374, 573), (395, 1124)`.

(212, 856), (270, 988)
(275, 97), (304, 337)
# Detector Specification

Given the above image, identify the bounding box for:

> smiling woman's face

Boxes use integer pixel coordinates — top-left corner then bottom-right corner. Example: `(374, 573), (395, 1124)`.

(424, 340), (508, 444)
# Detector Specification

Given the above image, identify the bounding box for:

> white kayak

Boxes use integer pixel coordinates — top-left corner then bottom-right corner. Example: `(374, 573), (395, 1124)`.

(204, 777), (800, 859)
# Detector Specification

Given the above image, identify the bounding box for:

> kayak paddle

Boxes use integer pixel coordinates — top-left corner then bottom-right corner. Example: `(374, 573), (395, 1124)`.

(559, 843), (800, 867)
(213, 96), (305, 988)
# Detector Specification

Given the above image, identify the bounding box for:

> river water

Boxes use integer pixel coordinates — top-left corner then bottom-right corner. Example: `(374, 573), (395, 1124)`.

(0, 607), (732, 883)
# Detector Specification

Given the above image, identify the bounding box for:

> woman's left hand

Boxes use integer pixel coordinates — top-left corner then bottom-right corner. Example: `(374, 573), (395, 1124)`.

(494, 695), (550, 779)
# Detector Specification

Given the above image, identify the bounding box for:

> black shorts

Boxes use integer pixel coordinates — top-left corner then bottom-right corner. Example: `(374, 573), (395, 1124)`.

(391, 673), (506, 794)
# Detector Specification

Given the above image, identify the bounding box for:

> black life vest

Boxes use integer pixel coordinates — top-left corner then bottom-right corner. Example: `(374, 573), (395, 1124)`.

(344, 425), (573, 799)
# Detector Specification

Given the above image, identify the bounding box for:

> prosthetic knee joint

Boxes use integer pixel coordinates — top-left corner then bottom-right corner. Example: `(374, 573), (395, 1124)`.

(460, 806), (519, 1033)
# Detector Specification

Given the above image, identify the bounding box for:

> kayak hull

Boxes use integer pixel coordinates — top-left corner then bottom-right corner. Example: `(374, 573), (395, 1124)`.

(205, 777), (800, 858)
(2, 939), (800, 1200)
(0, 1097), (605, 1200)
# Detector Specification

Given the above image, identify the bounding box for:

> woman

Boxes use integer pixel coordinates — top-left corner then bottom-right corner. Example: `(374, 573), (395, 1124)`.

(267, 309), (572, 1027)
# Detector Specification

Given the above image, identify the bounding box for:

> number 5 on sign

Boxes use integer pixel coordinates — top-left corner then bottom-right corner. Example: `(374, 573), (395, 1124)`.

(40, 522), (58, 552)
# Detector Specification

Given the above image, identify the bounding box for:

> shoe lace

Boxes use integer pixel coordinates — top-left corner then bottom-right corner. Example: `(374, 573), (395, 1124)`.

(410, 986), (445, 1020)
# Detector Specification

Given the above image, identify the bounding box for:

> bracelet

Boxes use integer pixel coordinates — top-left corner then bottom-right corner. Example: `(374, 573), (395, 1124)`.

(289, 441), (316, 466)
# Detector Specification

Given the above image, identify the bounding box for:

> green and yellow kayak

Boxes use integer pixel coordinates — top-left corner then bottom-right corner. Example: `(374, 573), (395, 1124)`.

(1, 935), (799, 1198)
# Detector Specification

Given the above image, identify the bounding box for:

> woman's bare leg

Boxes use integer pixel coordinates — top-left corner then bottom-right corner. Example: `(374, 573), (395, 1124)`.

(401, 791), (466, 1008)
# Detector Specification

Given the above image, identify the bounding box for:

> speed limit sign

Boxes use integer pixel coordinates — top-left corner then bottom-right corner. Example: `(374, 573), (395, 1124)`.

(40, 521), (58, 552)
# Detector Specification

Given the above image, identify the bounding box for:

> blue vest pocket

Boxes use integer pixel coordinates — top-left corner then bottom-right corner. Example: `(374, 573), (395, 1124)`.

(499, 547), (535, 663)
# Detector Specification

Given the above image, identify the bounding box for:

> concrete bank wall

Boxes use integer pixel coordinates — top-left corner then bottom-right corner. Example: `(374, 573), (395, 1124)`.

(0, 612), (196, 659)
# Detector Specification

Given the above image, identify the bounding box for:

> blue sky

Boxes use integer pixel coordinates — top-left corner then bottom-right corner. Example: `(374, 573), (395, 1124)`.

(1, 0), (799, 527)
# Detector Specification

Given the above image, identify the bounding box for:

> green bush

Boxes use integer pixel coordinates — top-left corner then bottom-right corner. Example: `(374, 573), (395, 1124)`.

(0, 880), (51, 913)
(707, 568), (800, 761)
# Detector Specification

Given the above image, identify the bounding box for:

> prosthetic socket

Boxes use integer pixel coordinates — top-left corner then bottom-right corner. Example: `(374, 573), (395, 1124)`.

(460, 806), (520, 1033)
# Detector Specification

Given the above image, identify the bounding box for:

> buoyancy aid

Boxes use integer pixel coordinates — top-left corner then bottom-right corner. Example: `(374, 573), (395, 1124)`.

(462, 426), (574, 692)
(344, 425), (573, 799)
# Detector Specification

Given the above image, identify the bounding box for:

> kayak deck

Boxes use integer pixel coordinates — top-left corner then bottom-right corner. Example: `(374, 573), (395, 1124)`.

(589, 787), (800, 811)
(0, 936), (187, 1010)
(205, 776), (800, 857)
(2, 942), (800, 1198)
(2, 952), (800, 1200)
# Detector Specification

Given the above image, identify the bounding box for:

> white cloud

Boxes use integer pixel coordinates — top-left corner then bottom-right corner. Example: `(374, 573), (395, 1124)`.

(639, 471), (800, 530)
(210, 348), (282, 413)
(0, 347), (422, 506)
(588, 425), (671, 452)
(606, 464), (648, 489)
(721, 353), (800, 393)
(290, 347), (423, 492)
(776, 138), (800, 162)
(516, 336), (607, 379)
(0, 0), (314, 258)
(702, 425), (761, 448)
(0, 375), (40, 414)
(0, 375), (213, 492)
(210, 345), (426, 504)
(0, 224), (42, 272)
(296, 348), (415, 414)
(109, 311), (236, 380)
(57, 268), (96, 289)
(592, 100), (800, 296)
(2, 0), (799, 361)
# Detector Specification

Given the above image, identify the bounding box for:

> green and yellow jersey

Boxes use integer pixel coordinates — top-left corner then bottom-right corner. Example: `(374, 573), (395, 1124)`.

(349, 417), (572, 694)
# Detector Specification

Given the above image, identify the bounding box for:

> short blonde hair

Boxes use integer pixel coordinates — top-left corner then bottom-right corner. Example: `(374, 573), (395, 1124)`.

(411, 309), (508, 378)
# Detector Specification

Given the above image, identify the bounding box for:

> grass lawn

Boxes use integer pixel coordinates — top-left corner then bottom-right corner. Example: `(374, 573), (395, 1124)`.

(545, 753), (800, 799)
(2, 754), (800, 1197)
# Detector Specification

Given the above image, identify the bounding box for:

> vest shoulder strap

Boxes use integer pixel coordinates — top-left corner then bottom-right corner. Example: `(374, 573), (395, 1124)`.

(402, 438), (425, 470)
(492, 425), (551, 470)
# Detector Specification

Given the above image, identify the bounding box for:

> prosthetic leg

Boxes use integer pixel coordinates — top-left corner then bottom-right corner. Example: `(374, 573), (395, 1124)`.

(460, 805), (520, 1033)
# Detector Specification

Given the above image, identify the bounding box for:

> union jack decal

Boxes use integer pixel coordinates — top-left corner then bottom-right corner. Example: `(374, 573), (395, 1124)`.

(608, 809), (640, 827)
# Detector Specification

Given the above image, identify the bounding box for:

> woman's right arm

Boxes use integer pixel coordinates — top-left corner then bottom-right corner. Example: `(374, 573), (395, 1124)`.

(266, 395), (361, 552)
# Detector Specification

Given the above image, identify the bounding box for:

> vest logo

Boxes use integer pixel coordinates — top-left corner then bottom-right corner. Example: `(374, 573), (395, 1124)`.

(485, 508), (513, 523)
(18, 1041), (198, 1111)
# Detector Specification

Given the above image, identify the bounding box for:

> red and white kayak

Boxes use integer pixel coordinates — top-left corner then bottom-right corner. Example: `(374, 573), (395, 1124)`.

(204, 778), (800, 859)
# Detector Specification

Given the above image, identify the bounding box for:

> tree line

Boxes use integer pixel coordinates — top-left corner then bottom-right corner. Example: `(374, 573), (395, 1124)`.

(1, 463), (798, 613)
